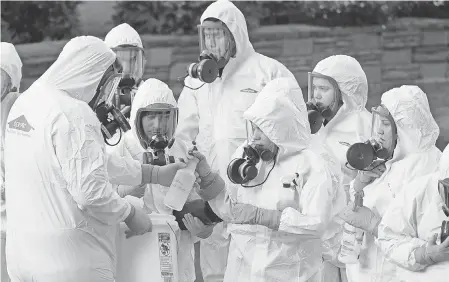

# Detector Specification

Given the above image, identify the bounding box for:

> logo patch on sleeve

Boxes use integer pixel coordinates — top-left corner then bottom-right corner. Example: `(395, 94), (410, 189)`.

(8, 115), (34, 132)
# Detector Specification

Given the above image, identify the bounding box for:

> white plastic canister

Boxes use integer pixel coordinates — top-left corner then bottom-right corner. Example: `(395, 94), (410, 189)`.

(116, 213), (180, 282)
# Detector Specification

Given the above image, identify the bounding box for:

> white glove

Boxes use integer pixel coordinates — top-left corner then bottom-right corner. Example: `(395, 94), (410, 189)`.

(415, 233), (449, 265)
(124, 205), (152, 239)
(182, 213), (214, 239)
(338, 202), (380, 236)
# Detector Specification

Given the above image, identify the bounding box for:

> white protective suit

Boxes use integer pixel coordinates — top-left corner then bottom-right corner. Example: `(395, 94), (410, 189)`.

(109, 78), (199, 282)
(206, 77), (342, 281)
(174, 1), (296, 280)
(1, 42), (22, 282)
(377, 145), (449, 282)
(345, 85), (442, 282)
(312, 55), (372, 282)
(4, 36), (132, 282)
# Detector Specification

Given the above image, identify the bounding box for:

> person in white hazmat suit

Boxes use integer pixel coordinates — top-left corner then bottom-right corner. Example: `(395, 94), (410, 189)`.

(104, 23), (146, 147)
(173, 1), (296, 280)
(337, 85), (442, 282)
(108, 78), (215, 282)
(3, 36), (186, 282)
(377, 144), (449, 282)
(307, 55), (372, 282)
(187, 77), (343, 281)
(1, 42), (23, 282)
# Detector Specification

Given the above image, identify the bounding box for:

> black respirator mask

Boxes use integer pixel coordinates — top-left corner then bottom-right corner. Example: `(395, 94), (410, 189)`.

(135, 104), (178, 166)
(227, 122), (277, 187)
(89, 60), (131, 146)
(181, 20), (235, 90)
(112, 45), (145, 114)
(438, 179), (449, 241)
(306, 72), (342, 134)
(346, 105), (397, 171)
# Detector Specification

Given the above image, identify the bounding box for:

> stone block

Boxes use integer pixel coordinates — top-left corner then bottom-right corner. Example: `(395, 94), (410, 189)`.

(147, 48), (172, 67)
(352, 33), (380, 50)
(382, 64), (421, 81)
(282, 39), (314, 56)
(350, 50), (382, 65)
(169, 63), (189, 82)
(413, 46), (449, 63)
(278, 56), (313, 69)
(294, 72), (308, 87)
(422, 31), (449, 46)
(381, 49), (412, 65)
(382, 31), (421, 49)
(364, 65), (382, 83)
(420, 63), (447, 79)
(253, 40), (283, 57)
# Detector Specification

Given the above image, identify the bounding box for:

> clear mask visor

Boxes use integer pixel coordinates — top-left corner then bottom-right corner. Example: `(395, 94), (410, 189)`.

(307, 72), (339, 109)
(371, 104), (396, 152)
(136, 105), (179, 144)
(246, 120), (258, 145)
(90, 59), (123, 109)
(439, 178), (449, 208)
(198, 22), (232, 61)
(113, 46), (145, 82)
(1, 69), (12, 101)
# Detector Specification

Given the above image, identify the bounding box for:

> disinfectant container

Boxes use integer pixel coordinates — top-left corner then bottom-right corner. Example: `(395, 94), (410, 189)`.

(116, 213), (180, 282)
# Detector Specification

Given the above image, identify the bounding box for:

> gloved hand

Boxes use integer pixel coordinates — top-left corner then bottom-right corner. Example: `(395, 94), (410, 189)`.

(230, 203), (282, 230)
(338, 202), (381, 236)
(118, 183), (146, 198)
(188, 147), (212, 179)
(356, 160), (386, 186)
(124, 205), (153, 239)
(414, 233), (449, 265)
(173, 199), (222, 230)
(153, 162), (187, 187)
(182, 213), (215, 239)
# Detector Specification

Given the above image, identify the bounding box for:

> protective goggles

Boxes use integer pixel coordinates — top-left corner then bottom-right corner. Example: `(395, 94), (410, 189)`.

(197, 21), (233, 61)
(135, 104), (179, 148)
(89, 58), (123, 109)
(112, 46), (145, 82)
(307, 72), (341, 109)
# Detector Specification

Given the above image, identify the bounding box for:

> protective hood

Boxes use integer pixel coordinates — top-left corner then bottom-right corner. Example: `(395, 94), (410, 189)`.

(243, 77), (310, 160)
(35, 36), (116, 103)
(313, 55), (368, 113)
(200, 0), (255, 72)
(382, 85), (439, 159)
(104, 23), (143, 49)
(0, 42), (23, 91)
(129, 78), (176, 149)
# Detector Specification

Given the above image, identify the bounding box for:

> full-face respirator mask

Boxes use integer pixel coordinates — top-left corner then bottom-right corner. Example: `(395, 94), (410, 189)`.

(89, 59), (131, 146)
(306, 72), (343, 134)
(227, 121), (277, 187)
(135, 104), (178, 166)
(346, 105), (397, 171)
(112, 45), (146, 117)
(181, 20), (235, 90)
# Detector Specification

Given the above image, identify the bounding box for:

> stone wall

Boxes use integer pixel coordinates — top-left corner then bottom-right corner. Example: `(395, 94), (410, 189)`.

(15, 18), (449, 149)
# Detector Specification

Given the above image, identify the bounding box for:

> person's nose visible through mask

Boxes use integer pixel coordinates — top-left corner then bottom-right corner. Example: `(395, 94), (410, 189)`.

(345, 104), (398, 171)
(306, 72), (342, 133)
